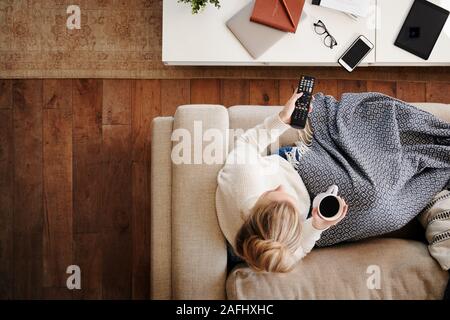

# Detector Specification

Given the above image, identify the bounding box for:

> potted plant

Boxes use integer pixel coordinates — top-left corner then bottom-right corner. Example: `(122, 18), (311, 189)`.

(178, 0), (221, 14)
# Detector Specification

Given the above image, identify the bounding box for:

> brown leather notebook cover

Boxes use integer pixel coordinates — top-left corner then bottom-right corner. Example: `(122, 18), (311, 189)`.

(250, 0), (305, 33)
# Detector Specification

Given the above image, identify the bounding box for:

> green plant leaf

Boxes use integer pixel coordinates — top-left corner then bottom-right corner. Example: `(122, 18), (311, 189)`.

(178, 0), (221, 14)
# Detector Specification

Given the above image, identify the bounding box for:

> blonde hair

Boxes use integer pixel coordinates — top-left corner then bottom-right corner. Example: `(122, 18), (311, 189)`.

(235, 200), (302, 273)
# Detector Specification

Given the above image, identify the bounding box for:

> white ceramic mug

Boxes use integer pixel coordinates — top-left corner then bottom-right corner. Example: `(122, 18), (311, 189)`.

(312, 185), (345, 221)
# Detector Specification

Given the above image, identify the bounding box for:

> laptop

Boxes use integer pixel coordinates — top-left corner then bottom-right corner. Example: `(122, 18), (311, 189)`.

(227, 2), (306, 59)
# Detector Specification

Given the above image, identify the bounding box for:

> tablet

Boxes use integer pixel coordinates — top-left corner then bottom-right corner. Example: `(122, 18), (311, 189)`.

(394, 0), (449, 60)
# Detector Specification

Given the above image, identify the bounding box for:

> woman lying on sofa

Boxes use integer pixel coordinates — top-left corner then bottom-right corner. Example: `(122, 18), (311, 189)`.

(216, 91), (450, 275)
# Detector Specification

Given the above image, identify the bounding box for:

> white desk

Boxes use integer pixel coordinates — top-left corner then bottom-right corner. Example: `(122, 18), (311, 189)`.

(163, 0), (450, 66)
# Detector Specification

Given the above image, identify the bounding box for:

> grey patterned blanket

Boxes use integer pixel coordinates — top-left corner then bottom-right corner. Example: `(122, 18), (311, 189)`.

(296, 93), (450, 247)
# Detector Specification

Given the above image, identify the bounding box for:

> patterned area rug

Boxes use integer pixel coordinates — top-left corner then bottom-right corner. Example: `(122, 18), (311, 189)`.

(0, 0), (449, 79)
(0, 0), (167, 78)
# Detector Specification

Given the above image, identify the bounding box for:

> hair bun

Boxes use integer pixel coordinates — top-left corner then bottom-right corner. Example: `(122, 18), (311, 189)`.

(235, 200), (302, 273)
(242, 236), (294, 272)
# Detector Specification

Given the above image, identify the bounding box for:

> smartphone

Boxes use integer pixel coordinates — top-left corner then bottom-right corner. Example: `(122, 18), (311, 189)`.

(338, 35), (374, 72)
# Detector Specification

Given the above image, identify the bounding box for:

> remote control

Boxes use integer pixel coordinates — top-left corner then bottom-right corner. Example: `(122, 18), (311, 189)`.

(291, 75), (315, 129)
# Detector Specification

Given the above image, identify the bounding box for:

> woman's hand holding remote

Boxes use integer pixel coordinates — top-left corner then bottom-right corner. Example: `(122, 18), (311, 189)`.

(279, 91), (314, 125)
(279, 92), (303, 124)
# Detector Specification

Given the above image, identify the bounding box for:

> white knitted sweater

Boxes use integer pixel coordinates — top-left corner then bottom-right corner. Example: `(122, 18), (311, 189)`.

(215, 113), (324, 260)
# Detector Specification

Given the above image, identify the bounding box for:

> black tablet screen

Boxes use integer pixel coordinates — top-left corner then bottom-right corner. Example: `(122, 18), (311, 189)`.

(395, 0), (449, 60)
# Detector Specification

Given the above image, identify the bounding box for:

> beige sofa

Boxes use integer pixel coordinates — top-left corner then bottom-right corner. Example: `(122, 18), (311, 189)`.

(150, 102), (450, 300)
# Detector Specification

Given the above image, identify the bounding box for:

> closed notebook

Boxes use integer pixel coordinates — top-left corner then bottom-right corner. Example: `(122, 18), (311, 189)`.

(227, 2), (288, 59)
(250, 0), (306, 33)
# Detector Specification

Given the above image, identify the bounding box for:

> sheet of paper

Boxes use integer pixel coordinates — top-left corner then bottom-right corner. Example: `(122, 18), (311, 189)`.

(320, 0), (371, 17)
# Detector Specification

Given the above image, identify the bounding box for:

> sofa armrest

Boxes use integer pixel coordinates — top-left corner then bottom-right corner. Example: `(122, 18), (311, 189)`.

(151, 117), (174, 299)
(171, 105), (229, 299)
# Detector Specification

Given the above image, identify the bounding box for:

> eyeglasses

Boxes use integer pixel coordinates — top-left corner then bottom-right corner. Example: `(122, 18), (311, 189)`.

(314, 20), (338, 49)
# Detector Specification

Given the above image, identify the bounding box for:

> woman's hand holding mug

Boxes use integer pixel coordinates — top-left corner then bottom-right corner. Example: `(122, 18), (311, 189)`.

(312, 203), (348, 230)
(311, 185), (348, 230)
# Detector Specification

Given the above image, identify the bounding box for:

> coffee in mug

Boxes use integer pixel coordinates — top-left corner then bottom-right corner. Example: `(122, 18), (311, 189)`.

(319, 195), (341, 218)
(312, 185), (345, 221)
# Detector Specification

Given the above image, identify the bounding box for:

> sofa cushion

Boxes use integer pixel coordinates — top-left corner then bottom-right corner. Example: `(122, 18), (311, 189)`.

(410, 103), (450, 123)
(229, 102), (450, 128)
(226, 238), (449, 300)
(228, 102), (450, 152)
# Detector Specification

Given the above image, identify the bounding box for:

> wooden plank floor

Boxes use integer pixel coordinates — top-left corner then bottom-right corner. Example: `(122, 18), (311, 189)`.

(0, 78), (449, 299)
